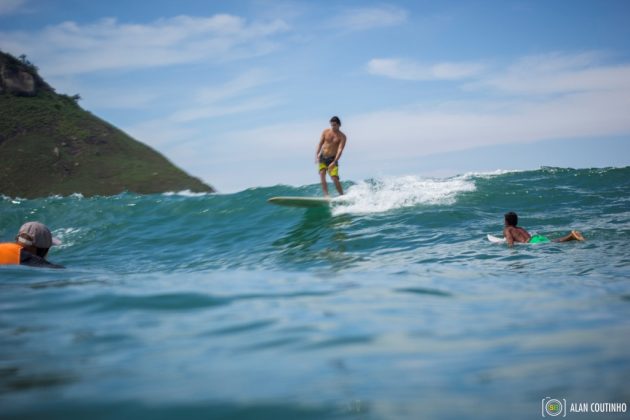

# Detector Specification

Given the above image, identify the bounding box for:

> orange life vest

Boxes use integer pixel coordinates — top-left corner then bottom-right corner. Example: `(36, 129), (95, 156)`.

(0, 242), (23, 265)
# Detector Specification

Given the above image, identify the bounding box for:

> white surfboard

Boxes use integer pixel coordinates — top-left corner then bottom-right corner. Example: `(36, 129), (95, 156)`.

(268, 196), (332, 208)
(487, 234), (532, 245)
(487, 234), (506, 244)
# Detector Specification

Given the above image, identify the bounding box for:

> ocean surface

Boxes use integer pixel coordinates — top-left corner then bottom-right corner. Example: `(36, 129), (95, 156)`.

(1, 167), (629, 419)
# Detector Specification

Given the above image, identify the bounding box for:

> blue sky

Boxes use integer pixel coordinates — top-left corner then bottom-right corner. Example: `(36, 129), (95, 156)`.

(1, 0), (629, 192)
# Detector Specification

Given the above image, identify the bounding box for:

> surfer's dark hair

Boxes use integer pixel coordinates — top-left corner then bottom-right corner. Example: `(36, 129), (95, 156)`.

(330, 116), (341, 126)
(504, 212), (518, 226)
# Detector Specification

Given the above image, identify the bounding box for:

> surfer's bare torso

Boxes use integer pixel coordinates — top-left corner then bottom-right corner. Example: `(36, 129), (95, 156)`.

(319, 128), (346, 159)
(503, 226), (531, 244)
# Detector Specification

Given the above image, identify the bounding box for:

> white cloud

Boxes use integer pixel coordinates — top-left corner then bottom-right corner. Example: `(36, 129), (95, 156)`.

(167, 69), (284, 123)
(508, 51), (603, 73)
(367, 58), (485, 81)
(125, 119), (200, 149)
(358, 52), (630, 160)
(0, 14), (289, 76)
(169, 95), (285, 123)
(371, 52), (630, 95)
(107, 69), (282, 124)
(194, 69), (273, 105)
(0, 0), (27, 15)
(470, 52), (630, 95)
(330, 5), (407, 31)
(347, 90), (630, 160)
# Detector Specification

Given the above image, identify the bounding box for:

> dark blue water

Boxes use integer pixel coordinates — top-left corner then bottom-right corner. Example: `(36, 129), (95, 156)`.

(1, 167), (629, 419)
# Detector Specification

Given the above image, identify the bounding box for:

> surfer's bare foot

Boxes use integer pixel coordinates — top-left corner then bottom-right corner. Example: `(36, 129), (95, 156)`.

(571, 230), (585, 241)
(555, 230), (586, 242)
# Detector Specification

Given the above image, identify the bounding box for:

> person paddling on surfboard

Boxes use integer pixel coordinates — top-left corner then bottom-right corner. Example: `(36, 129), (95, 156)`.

(315, 116), (346, 197)
(503, 212), (584, 247)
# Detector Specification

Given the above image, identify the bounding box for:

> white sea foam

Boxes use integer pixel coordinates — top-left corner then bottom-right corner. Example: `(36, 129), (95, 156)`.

(460, 169), (522, 179)
(51, 227), (83, 249)
(1, 194), (26, 203)
(331, 175), (477, 215)
(162, 190), (210, 197)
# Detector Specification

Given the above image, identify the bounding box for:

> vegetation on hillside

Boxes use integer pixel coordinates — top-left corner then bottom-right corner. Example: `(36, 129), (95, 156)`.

(0, 51), (214, 198)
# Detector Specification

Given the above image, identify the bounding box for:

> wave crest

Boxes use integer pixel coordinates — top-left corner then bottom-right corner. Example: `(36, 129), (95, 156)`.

(332, 175), (476, 215)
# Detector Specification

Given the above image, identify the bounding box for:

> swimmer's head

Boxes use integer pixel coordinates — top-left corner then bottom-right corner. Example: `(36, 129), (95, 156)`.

(504, 212), (518, 227)
(330, 116), (341, 127)
(16, 221), (61, 258)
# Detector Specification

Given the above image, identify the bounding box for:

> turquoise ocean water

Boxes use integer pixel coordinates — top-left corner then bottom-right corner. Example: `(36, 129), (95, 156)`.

(1, 167), (629, 419)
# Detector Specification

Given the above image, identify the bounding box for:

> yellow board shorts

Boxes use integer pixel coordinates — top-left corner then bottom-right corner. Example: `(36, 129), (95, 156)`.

(318, 155), (339, 177)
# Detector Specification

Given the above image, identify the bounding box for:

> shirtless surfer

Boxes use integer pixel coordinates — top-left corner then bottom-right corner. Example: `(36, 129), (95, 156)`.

(315, 116), (346, 196)
(503, 212), (584, 247)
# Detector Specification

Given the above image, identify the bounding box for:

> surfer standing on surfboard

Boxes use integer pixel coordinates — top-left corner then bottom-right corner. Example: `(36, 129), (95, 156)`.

(315, 116), (347, 197)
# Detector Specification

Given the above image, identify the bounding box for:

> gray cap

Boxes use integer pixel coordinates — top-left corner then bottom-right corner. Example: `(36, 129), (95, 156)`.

(17, 221), (61, 248)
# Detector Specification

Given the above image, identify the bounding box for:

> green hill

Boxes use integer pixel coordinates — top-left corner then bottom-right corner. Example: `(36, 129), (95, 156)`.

(0, 51), (214, 198)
